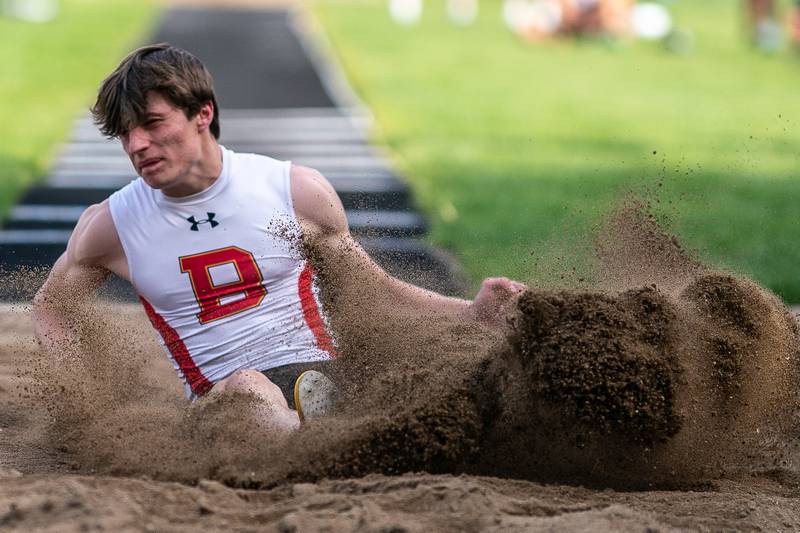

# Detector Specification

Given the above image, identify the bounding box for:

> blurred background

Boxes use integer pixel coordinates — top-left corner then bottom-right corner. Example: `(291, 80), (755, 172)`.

(2, 0), (800, 301)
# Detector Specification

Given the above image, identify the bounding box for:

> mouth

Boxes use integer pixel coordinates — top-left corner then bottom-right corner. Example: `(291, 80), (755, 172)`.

(138, 158), (163, 174)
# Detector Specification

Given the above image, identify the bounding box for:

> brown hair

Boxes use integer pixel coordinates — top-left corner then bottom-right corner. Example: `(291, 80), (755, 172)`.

(91, 43), (220, 139)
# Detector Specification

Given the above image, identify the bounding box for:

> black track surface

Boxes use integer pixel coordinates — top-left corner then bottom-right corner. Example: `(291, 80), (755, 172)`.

(150, 8), (335, 109)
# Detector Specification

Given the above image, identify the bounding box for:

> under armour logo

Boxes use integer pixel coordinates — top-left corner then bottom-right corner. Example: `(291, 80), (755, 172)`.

(187, 213), (219, 231)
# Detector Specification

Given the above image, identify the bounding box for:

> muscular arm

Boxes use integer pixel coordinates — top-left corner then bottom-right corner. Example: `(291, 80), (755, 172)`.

(291, 165), (524, 326)
(32, 201), (128, 357)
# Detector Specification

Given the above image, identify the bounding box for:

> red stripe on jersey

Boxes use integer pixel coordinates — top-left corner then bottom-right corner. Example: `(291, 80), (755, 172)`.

(140, 296), (214, 396)
(298, 263), (336, 356)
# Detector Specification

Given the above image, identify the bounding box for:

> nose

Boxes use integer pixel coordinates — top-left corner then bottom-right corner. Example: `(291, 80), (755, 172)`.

(122, 126), (150, 155)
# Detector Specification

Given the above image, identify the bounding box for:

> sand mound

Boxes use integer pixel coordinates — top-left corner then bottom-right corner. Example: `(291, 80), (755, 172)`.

(476, 271), (799, 488)
(511, 286), (682, 444)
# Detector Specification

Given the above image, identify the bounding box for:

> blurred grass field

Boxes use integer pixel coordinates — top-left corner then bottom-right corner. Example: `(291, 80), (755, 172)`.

(0, 0), (156, 219)
(313, 0), (800, 300)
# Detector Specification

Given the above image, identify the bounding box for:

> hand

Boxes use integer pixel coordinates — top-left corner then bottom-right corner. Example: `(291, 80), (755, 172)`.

(469, 277), (527, 327)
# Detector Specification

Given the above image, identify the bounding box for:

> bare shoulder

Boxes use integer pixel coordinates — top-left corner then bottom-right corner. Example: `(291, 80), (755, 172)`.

(290, 164), (348, 236)
(67, 200), (126, 275)
(290, 165), (339, 207)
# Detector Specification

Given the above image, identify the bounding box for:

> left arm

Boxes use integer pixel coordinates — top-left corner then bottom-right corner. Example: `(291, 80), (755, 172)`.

(290, 165), (525, 326)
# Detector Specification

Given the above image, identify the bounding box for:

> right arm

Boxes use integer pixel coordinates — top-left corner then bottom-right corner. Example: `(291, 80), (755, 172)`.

(32, 201), (127, 357)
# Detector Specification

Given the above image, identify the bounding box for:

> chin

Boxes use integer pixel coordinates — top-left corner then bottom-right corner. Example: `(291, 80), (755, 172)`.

(141, 171), (176, 190)
(142, 176), (163, 189)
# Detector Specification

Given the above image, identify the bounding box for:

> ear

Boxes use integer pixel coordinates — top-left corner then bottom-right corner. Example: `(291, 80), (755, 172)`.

(195, 101), (215, 132)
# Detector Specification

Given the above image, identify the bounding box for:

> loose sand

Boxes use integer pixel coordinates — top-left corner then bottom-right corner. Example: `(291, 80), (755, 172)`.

(1, 201), (799, 531)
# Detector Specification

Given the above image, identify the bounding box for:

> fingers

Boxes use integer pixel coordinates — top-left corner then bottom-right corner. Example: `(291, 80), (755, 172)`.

(471, 277), (529, 327)
(483, 277), (527, 294)
(509, 280), (527, 292)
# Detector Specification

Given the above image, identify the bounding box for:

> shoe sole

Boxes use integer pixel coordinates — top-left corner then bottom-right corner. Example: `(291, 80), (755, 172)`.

(294, 370), (336, 422)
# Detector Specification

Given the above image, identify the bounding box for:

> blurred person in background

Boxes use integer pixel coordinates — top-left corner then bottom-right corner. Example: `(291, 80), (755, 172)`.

(559, 0), (633, 37)
(745, 0), (782, 50)
(505, 0), (633, 42)
(788, 0), (800, 50)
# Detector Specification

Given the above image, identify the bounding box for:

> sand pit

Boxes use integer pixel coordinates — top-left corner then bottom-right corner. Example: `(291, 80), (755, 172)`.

(1, 202), (799, 531)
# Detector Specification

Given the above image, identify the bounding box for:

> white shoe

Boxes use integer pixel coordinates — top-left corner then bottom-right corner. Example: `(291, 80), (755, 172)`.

(294, 370), (337, 422)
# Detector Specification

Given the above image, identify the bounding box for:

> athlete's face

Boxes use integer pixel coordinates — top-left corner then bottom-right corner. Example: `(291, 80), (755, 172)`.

(120, 91), (214, 194)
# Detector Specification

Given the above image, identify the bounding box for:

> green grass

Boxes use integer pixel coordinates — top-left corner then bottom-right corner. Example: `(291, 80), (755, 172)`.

(313, 0), (800, 300)
(0, 0), (158, 217)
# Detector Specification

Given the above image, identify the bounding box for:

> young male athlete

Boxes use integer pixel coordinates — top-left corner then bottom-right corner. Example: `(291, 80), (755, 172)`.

(32, 44), (525, 432)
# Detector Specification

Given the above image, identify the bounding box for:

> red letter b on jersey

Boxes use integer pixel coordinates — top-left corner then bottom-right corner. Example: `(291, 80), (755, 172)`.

(179, 246), (267, 324)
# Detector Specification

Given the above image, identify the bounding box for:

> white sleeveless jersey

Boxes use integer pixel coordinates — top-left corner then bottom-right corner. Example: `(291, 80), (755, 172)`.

(109, 146), (334, 400)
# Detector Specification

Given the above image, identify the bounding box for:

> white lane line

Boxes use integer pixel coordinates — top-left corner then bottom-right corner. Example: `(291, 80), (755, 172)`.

(11, 205), (87, 222)
(60, 142), (378, 156)
(71, 130), (368, 143)
(8, 206), (423, 229)
(48, 169), (398, 188)
(346, 211), (424, 229)
(0, 230), (73, 243)
(50, 170), (389, 187)
(74, 116), (369, 133)
(55, 154), (390, 169)
(75, 107), (369, 122)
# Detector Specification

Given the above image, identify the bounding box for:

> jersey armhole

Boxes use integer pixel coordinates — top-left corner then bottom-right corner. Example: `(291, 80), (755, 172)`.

(284, 160), (298, 222)
(107, 192), (136, 289)
(283, 160), (310, 269)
